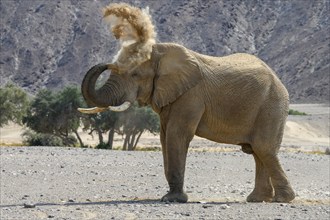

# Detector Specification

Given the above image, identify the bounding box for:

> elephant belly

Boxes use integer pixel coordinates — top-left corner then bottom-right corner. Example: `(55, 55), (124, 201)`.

(195, 116), (253, 146)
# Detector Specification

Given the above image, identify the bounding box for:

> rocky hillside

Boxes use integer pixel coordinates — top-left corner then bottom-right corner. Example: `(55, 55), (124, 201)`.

(1, 0), (329, 103)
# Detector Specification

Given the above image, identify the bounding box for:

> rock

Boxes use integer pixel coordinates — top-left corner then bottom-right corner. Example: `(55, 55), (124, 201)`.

(202, 204), (213, 209)
(23, 203), (36, 208)
(181, 212), (190, 216)
(220, 204), (230, 209)
(22, 195), (29, 199)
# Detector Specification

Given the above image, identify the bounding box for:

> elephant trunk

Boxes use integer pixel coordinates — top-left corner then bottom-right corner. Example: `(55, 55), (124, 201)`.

(81, 63), (110, 107)
(80, 63), (131, 113)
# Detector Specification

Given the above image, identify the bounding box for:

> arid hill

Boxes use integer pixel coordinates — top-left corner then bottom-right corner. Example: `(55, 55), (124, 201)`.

(1, 0), (329, 103)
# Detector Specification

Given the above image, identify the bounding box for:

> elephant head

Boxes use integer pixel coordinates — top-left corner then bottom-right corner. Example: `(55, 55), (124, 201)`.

(78, 43), (203, 114)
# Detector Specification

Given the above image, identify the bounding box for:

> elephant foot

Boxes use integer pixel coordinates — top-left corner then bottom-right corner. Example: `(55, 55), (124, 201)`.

(161, 191), (188, 203)
(247, 190), (274, 203)
(272, 187), (295, 203)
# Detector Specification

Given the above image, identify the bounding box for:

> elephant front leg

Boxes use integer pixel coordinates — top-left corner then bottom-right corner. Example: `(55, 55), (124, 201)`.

(160, 131), (190, 203)
(159, 101), (204, 203)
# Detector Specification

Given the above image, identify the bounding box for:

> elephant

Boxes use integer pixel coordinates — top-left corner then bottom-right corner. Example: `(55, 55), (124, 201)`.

(79, 42), (295, 203)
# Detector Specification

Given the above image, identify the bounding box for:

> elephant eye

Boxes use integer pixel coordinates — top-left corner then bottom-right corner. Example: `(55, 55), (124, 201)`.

(131, 72), (138, 78)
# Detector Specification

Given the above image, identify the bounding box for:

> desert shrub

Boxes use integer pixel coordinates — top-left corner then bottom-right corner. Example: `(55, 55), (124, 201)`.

(134, 146), (161, 151)
(325, 148), (330, 155)
(95, 142), (111, 149)
(289, 109), (307, 115)
(22, 130), (63, 146)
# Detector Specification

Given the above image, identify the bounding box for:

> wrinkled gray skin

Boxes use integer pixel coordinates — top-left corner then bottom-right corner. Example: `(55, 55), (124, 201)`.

(81, 43), (295, 203)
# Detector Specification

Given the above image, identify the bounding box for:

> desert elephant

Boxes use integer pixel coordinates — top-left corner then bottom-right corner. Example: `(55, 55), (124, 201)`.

(79, 42), (295, 203)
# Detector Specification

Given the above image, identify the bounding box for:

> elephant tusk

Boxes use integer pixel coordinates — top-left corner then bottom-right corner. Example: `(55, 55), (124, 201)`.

(78, 101), (131, 114)
(77, 107), (108, 114)
(107, 101), (131, 112)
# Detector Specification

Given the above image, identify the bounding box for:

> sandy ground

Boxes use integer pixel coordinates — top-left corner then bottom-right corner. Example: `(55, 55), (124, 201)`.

(0, 104), (329, 219)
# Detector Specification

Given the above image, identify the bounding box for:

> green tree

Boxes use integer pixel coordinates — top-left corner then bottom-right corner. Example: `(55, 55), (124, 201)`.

(23, 89), (55, 133)
(82, 111), (120, 149)
(23, 86), (85, 147)
(82, 104), (160, 150)
(120, 105), (160, 151)
(0, 83), (30, 127)
(53, 86), (85, 147)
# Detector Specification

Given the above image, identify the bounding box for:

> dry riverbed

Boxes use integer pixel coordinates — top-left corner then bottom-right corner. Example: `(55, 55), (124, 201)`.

(0, 147), (329, 220)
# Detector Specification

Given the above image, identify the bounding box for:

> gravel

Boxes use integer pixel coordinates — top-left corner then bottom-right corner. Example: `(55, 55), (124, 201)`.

(0, 147), (329, 219)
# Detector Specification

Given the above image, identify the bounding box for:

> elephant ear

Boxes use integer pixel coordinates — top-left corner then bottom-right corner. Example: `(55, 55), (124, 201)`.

(151, 43), (202, 108)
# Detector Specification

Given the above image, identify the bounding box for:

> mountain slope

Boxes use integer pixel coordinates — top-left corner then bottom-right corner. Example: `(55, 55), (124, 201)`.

(0, 0), (329, 103)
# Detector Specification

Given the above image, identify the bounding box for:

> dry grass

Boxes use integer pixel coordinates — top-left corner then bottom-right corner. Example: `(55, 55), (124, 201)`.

(0, 142), (24, 147)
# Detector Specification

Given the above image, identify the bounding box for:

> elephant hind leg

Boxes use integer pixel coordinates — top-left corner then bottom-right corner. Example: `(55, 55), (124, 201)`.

(253, 147), (295, 203)
(250, 103), (294, 202)
(247, 153), (274, 202)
